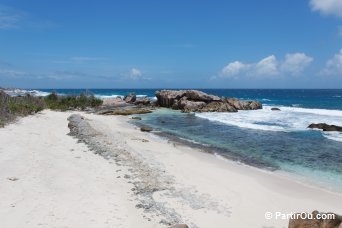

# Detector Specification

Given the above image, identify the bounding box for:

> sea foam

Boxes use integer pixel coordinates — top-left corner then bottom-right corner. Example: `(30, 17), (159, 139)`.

(95, 94), (148, 99)
(95, 94), (124, 99)
(3, 89), (51, 97)
(196, 105), (342, 142)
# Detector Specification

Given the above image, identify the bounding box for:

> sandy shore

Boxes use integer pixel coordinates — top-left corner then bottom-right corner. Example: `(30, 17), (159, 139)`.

(0, 110), (341, 228)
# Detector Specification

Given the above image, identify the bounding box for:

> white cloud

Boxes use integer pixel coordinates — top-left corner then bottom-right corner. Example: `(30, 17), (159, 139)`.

(255, 55), (279, 76)
(221, 61), (250, 77)
(219, 53), (313, 79)
(0, 68), (27, 78)
(309, 0), (342, 17)
(0, 6), (22, 29)
(320, 49), (342, 76)
(281, 53), (313, 75)
(129, 68), (142, 79)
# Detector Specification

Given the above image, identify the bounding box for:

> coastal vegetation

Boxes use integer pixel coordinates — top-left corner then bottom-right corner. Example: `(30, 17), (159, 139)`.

(0, 91), (102, 127)
(0, 91), (45, 127)
(44, 92), (103, 111)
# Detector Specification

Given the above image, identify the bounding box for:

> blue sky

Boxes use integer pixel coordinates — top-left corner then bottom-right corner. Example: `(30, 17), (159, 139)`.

(0, 0), (342, 88)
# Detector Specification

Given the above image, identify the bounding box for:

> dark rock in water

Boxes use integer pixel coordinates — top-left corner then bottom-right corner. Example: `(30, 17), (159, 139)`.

(169, 224), (189, 228)
(288, 210), (342, 228)
(224, 98), (262, 110)
(308, 123), (342, 132)
(131, 116), (142, 120)
(124, 92), (136, 103)
(140, 126), (153, 132)
(271, 107), (281, 111)
(155, 89), (262, 113)
(155, 90), (221, 107)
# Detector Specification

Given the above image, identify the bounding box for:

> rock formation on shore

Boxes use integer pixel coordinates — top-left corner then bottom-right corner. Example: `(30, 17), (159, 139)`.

(155, 90), (262, 112)
(67, 114), (194, 226)
(308, 123), (342, 132)
(134, 97), (151, 106)
(123, 92), (136, 103)
(288, 210), (342, 228)
(97, 107), (152, 115)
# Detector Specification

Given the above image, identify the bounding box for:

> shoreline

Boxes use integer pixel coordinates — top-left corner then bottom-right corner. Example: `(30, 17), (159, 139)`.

(145, 125), (342, 196)
(128, 110), (342, 195)
(155, 130), (342, 195)
(123, 116), (342, 227)
(0, 110), (341, 227)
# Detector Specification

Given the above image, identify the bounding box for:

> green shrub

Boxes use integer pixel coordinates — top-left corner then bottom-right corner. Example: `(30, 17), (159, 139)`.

(0, 90), (103, 127)
(44, 92), (103, 111)
(0, 92), (45, 126)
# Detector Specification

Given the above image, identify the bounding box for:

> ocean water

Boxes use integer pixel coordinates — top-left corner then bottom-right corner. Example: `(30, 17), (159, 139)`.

(37, 88), (342, 109)
(36, 89), (342, 190)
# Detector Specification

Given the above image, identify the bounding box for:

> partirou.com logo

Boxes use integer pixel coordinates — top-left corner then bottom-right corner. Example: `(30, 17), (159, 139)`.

(264, 211), (336, 220)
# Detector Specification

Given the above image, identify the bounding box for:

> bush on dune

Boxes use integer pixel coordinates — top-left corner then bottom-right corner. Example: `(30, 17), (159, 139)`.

(0, 91), (103, 127)
(44, 92), (103, 111)
(0, 91), (45, 127)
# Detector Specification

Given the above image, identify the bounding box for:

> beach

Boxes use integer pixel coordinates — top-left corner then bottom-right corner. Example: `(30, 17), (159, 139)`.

(0, 110), (341, 228)
(2, 0), (342, 226)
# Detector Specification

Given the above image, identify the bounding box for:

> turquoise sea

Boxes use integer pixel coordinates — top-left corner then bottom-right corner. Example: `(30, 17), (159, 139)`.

(37, 89), (342, 191)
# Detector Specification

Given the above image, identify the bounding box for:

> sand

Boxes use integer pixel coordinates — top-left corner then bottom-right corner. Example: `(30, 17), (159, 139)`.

(0, 110), (341, 228)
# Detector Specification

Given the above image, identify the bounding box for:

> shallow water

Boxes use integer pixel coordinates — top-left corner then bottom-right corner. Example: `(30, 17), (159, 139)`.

(136, 108), (342, 191)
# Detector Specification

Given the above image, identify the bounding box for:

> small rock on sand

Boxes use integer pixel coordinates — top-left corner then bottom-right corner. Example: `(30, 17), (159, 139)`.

(140, 126), (153, 132)
(169, 224), (189, 228)
(7, 177), (19, 181)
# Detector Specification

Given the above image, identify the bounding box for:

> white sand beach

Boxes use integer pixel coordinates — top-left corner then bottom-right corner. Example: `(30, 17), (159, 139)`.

(0, 110), (341, 228)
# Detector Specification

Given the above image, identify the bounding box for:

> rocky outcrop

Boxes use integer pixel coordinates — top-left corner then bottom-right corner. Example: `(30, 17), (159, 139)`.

(67, 114), (182, 225)
(224, 98), (262, 110)
(97, 107), (152, 115)
(184, 90), (221, 102)
(134, 97), (150, 106)
(124, 92), (136, 103)
(200, 101), (237, 112)
(308, 123), (342, 132)
(288, 210), (342, 228)
(155, 90), (262, 112)
(101, 96), (126, 106)
(178, 97), (206, 112)
(155, 90), (186, 107)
